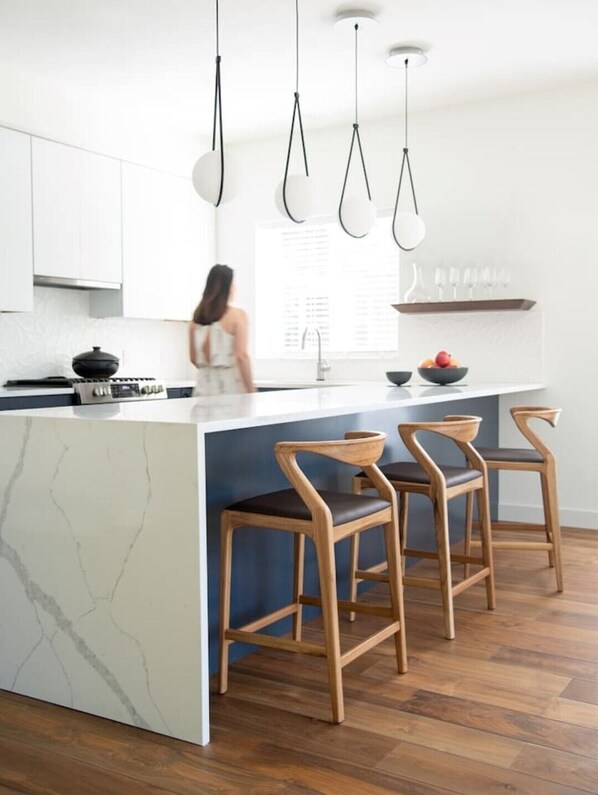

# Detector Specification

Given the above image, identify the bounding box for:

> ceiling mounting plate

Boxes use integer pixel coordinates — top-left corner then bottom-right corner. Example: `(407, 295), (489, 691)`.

(333, 9), (378, 29)
(387, 46), (428, 68)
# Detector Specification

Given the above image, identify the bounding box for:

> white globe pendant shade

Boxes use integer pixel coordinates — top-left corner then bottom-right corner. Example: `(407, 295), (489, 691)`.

(275, 174), (314, 223)
(192, 149), (237, 205)
(339, 195), (376, 238)
(393, 211), (426, 251)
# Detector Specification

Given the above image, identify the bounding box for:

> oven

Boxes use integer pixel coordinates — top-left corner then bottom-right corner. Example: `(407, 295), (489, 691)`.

(0, 377), (194, 411)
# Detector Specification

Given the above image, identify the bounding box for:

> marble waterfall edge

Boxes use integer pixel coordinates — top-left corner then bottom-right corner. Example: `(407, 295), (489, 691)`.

(0, 415), (208, 744)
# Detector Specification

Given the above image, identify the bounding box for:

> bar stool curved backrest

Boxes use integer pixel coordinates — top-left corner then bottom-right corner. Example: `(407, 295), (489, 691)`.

(399, 414), (490, 492)
(219, 430), (407, 724)
(466, 405), (563, 592)
(351, 415), (495, 640)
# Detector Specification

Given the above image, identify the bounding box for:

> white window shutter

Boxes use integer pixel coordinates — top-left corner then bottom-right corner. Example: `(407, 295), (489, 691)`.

(256, 215), (399, 356)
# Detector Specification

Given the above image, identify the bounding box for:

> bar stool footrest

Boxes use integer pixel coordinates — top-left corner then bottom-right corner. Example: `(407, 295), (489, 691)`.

(235, 603), (300, 634)
(299, 594), (393, 618)
(224, 628), (327, 657)
(354, 569), (390, 583)
(472, 519), (549, 532)
(470, 539), (553, 551)
(451, 567), (491, 596)
(340, 622), (403, 669)
(403, 566), (490, 594)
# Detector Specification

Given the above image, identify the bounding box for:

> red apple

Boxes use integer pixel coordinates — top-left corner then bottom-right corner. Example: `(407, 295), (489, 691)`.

(435, 350), (451, 368)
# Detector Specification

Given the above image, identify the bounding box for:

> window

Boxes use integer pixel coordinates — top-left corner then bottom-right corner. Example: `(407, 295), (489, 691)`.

(255, 214), (399, 357)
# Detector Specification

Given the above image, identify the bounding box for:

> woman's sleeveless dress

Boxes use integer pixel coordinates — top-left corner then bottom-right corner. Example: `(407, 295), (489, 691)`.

(192, 321), (245, 396)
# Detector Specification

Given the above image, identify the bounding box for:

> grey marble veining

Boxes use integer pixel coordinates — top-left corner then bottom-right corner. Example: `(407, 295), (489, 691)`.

(0, 415), (207, 744)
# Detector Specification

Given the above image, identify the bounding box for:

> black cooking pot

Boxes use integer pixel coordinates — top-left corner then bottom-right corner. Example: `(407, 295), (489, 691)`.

(72, 346), (119, 378)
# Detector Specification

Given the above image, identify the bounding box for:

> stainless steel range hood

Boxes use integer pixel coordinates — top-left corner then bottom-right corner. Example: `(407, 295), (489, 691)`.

(33, 275), (121, 291)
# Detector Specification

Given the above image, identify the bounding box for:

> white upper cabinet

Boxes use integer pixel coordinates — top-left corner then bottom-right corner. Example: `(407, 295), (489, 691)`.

(0, 127), (33, 312)
(92, 162), (211, 321)
(32, 138), (122, 285)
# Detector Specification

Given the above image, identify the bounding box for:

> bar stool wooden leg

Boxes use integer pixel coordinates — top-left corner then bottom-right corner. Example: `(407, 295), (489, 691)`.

(314, 531), (344, 723)
(399, 492), (409, 576)
(218, 512), (235, 695)
(432, 496), (455, 640)
(464, 491), (474, 580)
(348, 477), (363, 623)
(542, 466), (564, 592)
(293, 533), (305, 641)
(540, 473), (556, 568)
(383, 518), (408, 673)
(348, 533), (360, 623)
(476, 483), (496, 610)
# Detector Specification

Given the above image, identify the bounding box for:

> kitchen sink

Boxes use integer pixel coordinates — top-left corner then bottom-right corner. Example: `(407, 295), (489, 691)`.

(257, 380), (351, 392)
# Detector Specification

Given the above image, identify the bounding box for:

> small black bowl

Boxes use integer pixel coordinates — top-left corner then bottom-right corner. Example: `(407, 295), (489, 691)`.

(386, 370), (412, 386)
(417, 366), (468, 385)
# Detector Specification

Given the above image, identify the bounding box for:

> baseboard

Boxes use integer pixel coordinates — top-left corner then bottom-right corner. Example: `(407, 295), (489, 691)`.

(499, 503), (598, 531)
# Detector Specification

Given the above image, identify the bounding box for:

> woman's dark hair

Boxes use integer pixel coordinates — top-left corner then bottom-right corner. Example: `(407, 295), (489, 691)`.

(192, 264), (234, 325)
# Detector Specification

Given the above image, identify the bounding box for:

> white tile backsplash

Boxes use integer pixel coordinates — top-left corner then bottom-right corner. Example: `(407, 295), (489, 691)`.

(0, 287), (194, 383)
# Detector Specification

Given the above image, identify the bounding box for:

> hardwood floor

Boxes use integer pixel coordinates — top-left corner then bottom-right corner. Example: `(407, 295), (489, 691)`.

(1, 527), (598, 794)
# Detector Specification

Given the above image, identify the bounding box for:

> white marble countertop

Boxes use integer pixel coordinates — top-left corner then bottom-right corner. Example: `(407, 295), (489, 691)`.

(0, 378), (353, 399)
(0, 386), (74, 398)
(0, 381), (544, 432)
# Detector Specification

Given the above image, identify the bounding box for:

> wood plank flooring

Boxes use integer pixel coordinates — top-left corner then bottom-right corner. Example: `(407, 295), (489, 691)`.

(1, 526), (598, 794)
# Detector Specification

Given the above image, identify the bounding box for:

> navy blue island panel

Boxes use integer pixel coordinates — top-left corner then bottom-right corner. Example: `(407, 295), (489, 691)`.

(204, 395), (499, 673)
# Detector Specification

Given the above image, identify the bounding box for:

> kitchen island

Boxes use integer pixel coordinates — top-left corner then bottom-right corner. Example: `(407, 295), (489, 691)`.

(0, 381), (542, 745)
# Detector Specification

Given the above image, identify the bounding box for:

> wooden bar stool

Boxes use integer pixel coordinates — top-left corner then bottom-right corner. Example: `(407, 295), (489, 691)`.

(465, 406), (563, 591)
(219, 430), (407, 724)
(350, 416), (495, 640)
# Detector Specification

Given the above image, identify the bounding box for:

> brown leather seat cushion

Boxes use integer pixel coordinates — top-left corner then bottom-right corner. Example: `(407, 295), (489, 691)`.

(227, 489), (390, 526)
(357, 461), (481, 488)
(475, 446), (544, 464)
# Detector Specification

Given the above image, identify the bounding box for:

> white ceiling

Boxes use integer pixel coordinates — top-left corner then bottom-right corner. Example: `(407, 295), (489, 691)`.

(1, 0), (598, 142)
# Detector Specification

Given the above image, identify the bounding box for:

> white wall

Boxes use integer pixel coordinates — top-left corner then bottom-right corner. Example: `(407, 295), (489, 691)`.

(0, 287), (191, 383)
(0, 68), (201, 176)
(217, 81), (598, 529)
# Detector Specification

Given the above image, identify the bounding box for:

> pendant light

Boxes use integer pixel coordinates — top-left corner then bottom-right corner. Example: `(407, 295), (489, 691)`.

(337, 15), (376, 238)
(192, 0), (236, 205)
(275, 0), (314, 223)
(388, 46), (427, 251)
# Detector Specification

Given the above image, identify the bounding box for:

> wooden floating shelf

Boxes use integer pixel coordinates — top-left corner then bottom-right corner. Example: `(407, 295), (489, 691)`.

(392, 298), (536, 314)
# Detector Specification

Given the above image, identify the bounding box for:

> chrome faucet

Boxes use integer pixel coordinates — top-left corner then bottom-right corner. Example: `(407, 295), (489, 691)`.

(301, 326), (331, 381)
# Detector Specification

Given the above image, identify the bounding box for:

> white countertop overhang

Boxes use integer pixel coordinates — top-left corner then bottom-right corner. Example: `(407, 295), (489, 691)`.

(1, 381), (544, 433)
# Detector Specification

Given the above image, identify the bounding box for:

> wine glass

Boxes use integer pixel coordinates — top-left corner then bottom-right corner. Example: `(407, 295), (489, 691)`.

(463, 267), (478, 300)
(497, 268), (511, 294)
(448, 267), (460, 301)
(480, 267), (496, 299)
(486, 267), (497, 298)
(434, 267), (447, 301)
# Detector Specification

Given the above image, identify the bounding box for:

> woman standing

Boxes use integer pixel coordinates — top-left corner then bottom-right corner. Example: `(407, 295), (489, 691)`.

(189, 264), (256, 395)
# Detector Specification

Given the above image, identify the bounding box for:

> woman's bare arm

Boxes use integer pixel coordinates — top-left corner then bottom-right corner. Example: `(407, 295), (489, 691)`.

(188, 322), (198, 367)
(232, 309), (256, 393)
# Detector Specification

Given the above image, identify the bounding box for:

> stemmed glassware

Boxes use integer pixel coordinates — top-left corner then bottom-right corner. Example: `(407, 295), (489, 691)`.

(481, 266), (497, 299)
(434, 267), (447, 301)
(463, 267), (478, 300)
(448, 267), (460, 301)
(497, 268), (511, 294)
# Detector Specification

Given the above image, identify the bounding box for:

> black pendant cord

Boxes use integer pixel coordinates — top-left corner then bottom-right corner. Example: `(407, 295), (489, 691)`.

(282, 0), (309, 223)
(210, 0), (224, 207)
(392, 58), (420, 249)
(338, 23), (373, 238)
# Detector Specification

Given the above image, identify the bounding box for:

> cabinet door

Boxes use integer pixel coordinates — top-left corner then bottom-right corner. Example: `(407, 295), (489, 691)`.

(119, 163), (210, 320)
(32, 138), (121, 284)
(0, 127), (33, 312)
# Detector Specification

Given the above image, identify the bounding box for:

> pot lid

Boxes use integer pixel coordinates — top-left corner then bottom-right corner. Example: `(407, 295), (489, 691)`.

(72, 346), (119, 363)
